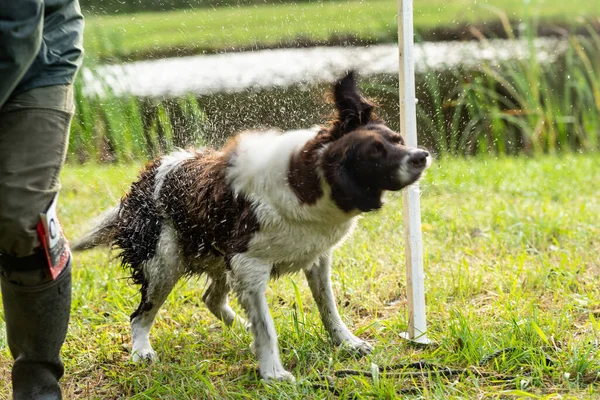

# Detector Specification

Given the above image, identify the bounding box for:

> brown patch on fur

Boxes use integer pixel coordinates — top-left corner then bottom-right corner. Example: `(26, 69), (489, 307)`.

(115, 158), (163, 283)
(158, 147), (259, 261)
(287, 129), (331, 205)
(288, 71), (382, 206)
(114, 159), (165, 321)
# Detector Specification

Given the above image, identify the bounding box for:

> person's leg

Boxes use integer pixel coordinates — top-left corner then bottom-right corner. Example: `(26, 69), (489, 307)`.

(0, 257), (72, 400)
(0, 84), (74, 400)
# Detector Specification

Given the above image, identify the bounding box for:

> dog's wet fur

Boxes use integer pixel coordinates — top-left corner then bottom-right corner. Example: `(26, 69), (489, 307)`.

(74, 71), (431, 382)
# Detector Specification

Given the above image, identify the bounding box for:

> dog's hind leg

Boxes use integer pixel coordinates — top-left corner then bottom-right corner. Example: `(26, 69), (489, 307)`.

(304, 252), (373, 355)
(202, 274), (248, 329)
(130, 226), (184, 363)
(229, 254), (294, 382)
(130, 259), (181, 363)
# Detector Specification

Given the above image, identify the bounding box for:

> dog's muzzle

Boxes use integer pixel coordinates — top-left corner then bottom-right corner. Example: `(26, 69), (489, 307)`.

(408, 150), (430, 169)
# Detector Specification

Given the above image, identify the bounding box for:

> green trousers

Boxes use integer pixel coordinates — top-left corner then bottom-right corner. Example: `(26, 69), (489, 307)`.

(0, 84), (73, 260)
(0, 84), (74, 399)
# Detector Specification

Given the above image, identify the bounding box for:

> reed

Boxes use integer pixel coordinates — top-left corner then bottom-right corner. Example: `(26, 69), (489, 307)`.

(460, 15), (599, 155)
(414, 17), (600, 155)
(69, 78), (207, 163)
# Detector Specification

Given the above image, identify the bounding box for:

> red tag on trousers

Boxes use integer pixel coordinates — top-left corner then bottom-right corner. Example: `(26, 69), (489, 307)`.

(37, 194), (70, 280)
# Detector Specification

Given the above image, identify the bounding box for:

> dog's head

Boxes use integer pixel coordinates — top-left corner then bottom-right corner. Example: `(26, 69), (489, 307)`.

(322, 71), (431, 213)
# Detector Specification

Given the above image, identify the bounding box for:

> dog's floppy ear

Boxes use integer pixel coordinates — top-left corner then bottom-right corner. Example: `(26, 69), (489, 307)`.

(328, 161), (383, 212)
(332, 71), (374, 137)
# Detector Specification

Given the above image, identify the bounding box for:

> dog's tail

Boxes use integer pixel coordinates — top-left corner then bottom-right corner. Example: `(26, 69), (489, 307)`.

(72, 206), (120, 251)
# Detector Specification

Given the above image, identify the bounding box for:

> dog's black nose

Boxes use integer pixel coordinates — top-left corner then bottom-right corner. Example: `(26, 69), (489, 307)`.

(409, 151), (429, 168)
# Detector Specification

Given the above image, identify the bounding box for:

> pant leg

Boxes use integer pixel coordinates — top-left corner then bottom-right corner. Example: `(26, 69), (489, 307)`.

(0, 84), (75, 400)
(0, 84), (73, 260)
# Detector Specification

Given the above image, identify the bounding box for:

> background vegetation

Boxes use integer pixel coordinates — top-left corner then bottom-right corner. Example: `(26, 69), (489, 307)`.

(84, 0), (600, 61)
(81, 0), (337, 15)
(413, 25), (600, 155)
(73, 0), (599, 161)
(70, 19), (600, 162)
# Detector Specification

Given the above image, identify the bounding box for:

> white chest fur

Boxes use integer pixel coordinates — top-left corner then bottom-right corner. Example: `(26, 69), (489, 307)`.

(247, 216), (357, 273)
(227, 128), (358, 273)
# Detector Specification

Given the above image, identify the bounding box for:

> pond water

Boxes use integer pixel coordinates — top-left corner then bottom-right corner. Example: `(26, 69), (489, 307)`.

(83, 37), (567, 98)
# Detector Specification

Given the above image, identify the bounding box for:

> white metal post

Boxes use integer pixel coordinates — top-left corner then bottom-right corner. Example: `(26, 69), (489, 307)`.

(398, 0), (431, 344)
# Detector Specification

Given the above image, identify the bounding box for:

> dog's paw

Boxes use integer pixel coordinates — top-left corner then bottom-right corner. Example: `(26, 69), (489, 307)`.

(340, 336), (374, 356)
(131, 348), (158, 363)
(261, 369), (296, 383)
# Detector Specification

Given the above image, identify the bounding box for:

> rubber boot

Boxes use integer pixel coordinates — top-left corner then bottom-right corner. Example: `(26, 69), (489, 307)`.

(1, 251), (72, 400)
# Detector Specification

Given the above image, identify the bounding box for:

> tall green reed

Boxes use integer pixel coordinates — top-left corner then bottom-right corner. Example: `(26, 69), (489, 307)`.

(457, 16), (600, 155)
(410, 7), (599, 156)
(69, 75), (207, 163)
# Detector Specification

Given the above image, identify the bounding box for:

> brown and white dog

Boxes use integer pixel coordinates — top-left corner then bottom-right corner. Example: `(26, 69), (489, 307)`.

(74, 72), (431, 382)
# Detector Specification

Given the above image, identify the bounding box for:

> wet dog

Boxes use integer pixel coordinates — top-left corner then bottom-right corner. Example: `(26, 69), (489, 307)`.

(74, 71), (431, 382)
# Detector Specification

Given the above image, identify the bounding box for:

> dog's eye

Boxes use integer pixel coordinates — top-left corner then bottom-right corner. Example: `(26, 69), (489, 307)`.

(371, 141), (386, 157)
(390, 135), (404, 145)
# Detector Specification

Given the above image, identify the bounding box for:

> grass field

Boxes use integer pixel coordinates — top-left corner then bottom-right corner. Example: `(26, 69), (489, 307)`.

(1, 154), (599, 398)
(84, 0), (600, 60)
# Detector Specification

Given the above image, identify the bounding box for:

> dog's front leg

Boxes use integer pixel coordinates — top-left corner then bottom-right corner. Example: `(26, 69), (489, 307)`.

(304, 252), (373, 355)
(229, 254), (295, 382)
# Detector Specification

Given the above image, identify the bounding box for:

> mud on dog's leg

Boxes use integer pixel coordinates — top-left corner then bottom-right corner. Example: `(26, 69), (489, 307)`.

(230, 254), (294, 382)
(304, 252), (373, 355)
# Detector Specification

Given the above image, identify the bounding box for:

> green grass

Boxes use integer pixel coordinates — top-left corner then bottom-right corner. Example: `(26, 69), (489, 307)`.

(84, 0), (600, 60)
(1, 154), (600, 398)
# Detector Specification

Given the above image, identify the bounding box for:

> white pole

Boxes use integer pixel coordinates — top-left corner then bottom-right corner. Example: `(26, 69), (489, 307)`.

(398, 0), (431, 344)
